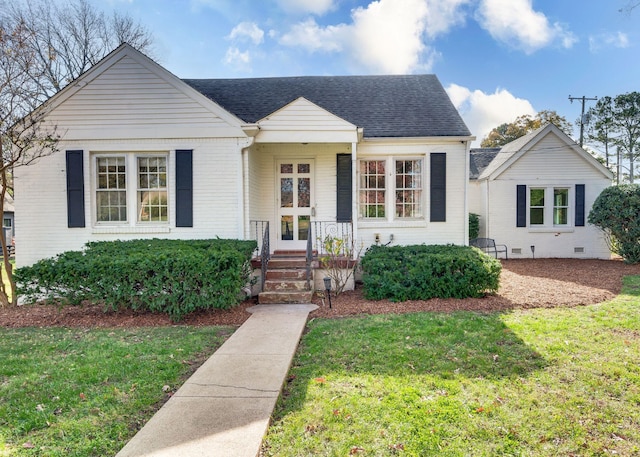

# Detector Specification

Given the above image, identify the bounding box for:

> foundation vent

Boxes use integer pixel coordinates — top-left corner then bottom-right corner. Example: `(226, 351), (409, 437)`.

(574, 247), (585, 254)
(511, 248), (522, 254)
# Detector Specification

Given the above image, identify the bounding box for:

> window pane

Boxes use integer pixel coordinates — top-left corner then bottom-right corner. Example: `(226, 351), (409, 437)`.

(281, 178), (293, 207)
(554, 208), (568, 225)
(530, 189), (545, 207)
(554, 188), (568, 206)
(395, 159), (422, 218)
(281, 215), (293, 240)
(359, 160), (386, 218)
(298, 163), (310, 174)
(298, 216), (310, 240)
(298, 178), (310, 208)
(530, 208), (544, 225)
(280, 164), (293, 174)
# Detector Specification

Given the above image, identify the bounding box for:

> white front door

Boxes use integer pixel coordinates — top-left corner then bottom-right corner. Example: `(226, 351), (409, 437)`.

(277, 160), (314, 250)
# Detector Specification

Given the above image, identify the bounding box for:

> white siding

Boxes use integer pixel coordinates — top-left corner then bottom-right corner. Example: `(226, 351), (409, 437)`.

(15, 138), (244, 267)
(468, 180), (488, 238)
(256, 98), (358, 143)
(47, 56), (244, 140)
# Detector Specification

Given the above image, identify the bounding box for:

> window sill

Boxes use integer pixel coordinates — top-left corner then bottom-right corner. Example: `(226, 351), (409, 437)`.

(358, 219), (427, 229)
(527, 227), (575, 234)
(92, 226), (171, 235)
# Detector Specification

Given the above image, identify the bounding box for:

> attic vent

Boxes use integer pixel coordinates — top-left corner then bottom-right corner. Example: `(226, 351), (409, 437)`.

(511, 248), (522, 254)
(574, 247), (585, 254)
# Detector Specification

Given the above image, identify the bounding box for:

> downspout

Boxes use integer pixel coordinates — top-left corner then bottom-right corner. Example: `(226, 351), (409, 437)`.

(463, 139), (471, 245)
(238, 136), (255, 240)
(351, 135), (360, 260)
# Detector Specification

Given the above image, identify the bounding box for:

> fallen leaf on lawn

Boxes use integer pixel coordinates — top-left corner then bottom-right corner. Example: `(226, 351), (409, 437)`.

(475, 407), (485, 413)
(79, 393), (86, 400)
(314, 377), (326, 384)
(333, 409), (340, 416)
(23, 442), (35, 449)
(350, 446), (364, 454)
(162, 385), (171, 392)
(389, 443), (405, 451)
(36, 404), (45, 412)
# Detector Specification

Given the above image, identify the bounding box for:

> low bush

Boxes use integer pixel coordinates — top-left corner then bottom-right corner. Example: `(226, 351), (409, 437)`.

(15, 238), (257, 321)
(360, 244), (501, 301)
(469, 213), (480, 239)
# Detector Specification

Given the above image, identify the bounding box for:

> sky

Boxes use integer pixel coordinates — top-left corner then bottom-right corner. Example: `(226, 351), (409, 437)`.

(90, 0), (639, 146)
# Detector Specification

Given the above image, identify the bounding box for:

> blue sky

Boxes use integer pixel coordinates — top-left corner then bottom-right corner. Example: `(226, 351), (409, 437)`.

(95, 0), (638, 146)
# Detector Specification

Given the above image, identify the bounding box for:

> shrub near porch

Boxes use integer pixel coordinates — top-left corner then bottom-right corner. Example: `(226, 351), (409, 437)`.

(361, 245), (501, 301)
(15, 239), (256, 321)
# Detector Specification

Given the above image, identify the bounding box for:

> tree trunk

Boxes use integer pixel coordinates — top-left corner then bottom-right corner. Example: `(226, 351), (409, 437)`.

(0, 143), (17, 307)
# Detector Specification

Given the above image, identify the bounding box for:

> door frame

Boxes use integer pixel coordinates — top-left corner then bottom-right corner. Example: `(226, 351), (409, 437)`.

(275, 158), (315, 251)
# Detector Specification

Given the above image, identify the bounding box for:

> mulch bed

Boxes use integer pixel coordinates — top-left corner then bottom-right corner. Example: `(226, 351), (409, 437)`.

(1, 259), (639, 328)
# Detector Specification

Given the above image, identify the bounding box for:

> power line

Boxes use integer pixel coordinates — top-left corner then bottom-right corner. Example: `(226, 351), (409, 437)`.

(569, 95), (598, 147)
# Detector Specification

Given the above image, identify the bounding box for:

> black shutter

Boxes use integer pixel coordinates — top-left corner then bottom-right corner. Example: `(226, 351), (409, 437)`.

(430, 153), (446, 222)
(336, 154), (352, 222)
(66, 150), (85, 228)
(175, 149), (193, 227)
(575, 184), (585, 226)
(516, 185), (526, 227)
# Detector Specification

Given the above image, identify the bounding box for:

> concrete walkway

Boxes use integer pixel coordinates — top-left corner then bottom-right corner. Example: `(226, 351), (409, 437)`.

(115, 304), (317, 457)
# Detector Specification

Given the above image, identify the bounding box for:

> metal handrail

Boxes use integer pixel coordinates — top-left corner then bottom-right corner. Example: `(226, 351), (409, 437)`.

(305, 223), (313, 290)
(260, 222), (270, 292)
(312, 221), (353, 257)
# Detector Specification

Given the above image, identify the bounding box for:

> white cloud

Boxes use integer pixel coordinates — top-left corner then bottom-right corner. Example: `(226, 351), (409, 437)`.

(227, 22), (264, 45)
(278, 18), (348, 52)
(589, 31), (630, 53)
(279, 0), (470, 74)
(224, 46), (251, 68)
(276, 0), (336, 15)
(446, 84), (536, 146)
(476, 0), (575, 54)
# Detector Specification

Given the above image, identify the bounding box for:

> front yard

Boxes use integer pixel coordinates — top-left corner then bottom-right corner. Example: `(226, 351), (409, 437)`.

(0, 259), (639, 456)
(263, 276), (640, 456)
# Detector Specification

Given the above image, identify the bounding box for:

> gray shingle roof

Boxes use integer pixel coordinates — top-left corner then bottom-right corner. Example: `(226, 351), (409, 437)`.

(469, 148), (500, 179)
(183, 75), (471, 138)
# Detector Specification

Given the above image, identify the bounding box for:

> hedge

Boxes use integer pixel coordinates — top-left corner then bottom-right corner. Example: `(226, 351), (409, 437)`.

(15, 238), (257, 321)
(360, 244), (501, 301)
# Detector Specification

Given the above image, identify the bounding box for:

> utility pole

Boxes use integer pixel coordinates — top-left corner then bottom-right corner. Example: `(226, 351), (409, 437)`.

(569, 95), (598, 147)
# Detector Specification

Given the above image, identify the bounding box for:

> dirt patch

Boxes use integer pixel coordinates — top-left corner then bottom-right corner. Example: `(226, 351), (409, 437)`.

(1, 259), (639, 328)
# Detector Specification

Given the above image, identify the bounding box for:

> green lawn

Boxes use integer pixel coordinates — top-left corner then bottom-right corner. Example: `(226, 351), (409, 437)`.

(263, 276), (640, 456)
(0, 326), (236, 456)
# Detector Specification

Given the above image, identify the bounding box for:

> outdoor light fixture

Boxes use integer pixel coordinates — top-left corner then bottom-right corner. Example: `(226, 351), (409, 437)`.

(323, 276), (332, 309)
(530, 245), (535, 259)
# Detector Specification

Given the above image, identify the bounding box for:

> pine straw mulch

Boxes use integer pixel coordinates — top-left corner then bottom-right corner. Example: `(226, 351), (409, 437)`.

(1, 259), (639, 329)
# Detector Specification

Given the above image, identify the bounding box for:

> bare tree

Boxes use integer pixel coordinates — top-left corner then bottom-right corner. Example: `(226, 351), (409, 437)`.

(0, 0), (154, 305)
(1, 19), (60, 306)
(1, 0), (154, 103)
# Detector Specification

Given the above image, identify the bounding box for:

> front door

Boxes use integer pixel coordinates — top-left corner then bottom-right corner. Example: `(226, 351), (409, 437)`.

(277, 160), (314, 250)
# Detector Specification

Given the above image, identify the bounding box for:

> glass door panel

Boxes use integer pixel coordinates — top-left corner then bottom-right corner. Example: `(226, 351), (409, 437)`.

(277, 160), (314, 248)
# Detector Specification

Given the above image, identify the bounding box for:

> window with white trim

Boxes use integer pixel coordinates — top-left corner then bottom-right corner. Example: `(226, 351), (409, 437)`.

(358, 157), (424, 220)
(528, 186), (570, 227)
(94, 153), (169, 225)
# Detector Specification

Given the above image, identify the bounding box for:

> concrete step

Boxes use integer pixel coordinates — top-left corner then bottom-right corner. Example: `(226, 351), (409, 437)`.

(267, 258), (307, 269)
(258, 290), (314, 304)
(263, 279), (309, 292)
(266, 268), (307, 280)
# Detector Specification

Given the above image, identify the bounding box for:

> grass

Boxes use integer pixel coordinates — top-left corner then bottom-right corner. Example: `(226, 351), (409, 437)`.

(263, 276), (640, 456)
(0, 325), (236, 456)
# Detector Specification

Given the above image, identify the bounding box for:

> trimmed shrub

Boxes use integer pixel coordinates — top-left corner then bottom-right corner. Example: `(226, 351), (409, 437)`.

(15, 238), (257, 321)
(360, 244), (501, 301)
(469, 213), (480, 239)
(588, 184), (640, 264)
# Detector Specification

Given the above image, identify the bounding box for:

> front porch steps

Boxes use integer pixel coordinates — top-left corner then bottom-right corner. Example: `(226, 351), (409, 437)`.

(258, 253), (314, 304)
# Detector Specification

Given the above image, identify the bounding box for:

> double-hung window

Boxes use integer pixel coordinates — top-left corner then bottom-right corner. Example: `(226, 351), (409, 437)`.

(528, 186), (570, 227)
(359, 157), (424, 221)
(94, 153), (168, 225)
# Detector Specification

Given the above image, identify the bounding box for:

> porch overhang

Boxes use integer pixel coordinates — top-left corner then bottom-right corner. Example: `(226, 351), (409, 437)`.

(254, 129), (359, 143)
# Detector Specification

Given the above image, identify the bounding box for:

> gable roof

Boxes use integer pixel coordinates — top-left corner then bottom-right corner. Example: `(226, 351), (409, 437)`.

(476, 123), (614, 181)
(469, 148), (500, 179)
(183, 75), (471, 138)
